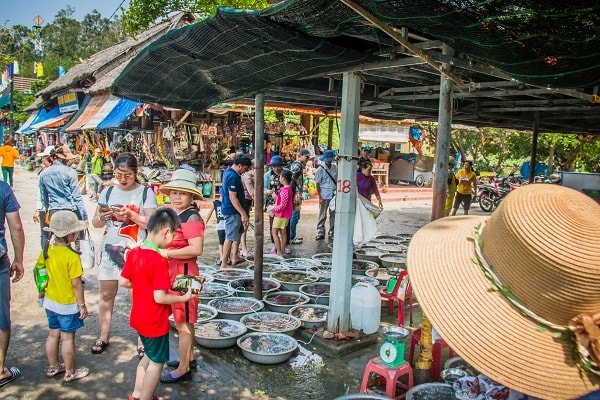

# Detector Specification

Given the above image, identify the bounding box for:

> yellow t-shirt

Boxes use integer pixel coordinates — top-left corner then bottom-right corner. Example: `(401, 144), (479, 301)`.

(455, 169), (477, 195)
(38, 245), (83, 305)
(0, 145), (20, 167)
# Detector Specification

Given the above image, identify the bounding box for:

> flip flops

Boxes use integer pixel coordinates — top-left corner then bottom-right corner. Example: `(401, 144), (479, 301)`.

(63, 367), (89, 383)
(0, 367), (21, 387)
(46, 363), (65, 378)
(227, 258), (246, 266)
(91, 339), (109, 354)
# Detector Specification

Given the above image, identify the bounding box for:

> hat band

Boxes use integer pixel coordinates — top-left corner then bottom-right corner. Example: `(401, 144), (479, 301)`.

(473, 222), (600, 376)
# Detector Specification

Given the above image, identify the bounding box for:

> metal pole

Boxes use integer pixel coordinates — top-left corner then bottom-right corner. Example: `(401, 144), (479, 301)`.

(9, 50), (14, 136)
(417, 44), (455, 385)
(528, 111), (539, 184)
(327, 72), (360, 333)
(431, 44), (454, 221)
(253, 93), (265, 299)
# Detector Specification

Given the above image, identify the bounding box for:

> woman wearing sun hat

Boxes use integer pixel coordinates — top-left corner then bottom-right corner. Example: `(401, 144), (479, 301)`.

(156, 169), (205, 384)
(407, 184), (600, 399)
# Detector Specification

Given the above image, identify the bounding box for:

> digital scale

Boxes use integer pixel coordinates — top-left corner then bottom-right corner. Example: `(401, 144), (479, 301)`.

(380, 326), (410, 367)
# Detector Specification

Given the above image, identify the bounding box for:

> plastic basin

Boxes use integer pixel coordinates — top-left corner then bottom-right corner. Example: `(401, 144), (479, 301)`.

(208, 297), (264, 321)
(237, 332), (298, 364)
(240, 312), (301, 335)
(227, 277), (280, 297)
(288, 304), (329, 329)
(194, 319), (247, 348)
(299, 282), (331, 305)
(271, 270), (319, 292)
(263, 291), (311, 313)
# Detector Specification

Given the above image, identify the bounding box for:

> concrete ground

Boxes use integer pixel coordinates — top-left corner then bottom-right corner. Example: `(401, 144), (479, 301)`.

(2, 168), (485, 400)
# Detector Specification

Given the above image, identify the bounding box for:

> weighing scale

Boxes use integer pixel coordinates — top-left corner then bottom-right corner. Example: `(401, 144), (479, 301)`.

(380, 326), (409, 367)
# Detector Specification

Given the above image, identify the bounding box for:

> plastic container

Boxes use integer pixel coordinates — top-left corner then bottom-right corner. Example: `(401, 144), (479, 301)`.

(350, 282), (381, 334)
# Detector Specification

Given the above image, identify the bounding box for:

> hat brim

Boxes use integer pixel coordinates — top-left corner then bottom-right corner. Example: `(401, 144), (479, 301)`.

(42, 220), (87, 237)
(161, 185), (204, 200)
(320, 157), (335, 163)
(407, 215), (598, 399)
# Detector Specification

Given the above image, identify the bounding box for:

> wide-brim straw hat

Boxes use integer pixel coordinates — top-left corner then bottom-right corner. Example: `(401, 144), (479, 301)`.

(161, 169), (203, 200)
(407, 184), (600, 399)
(43, 210), (87, 237)
(54, 144), (78, 160)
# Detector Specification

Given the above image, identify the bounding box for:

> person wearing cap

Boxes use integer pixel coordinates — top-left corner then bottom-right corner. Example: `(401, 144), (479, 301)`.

(407, 184), (600, 399)
(0, 177), (24, 388)
(314, 150), (337, 240)
(0, 138), (20, 188)
(357, 159), (383, 208)
(450, 160), (477, 216)
(445, 157), (458, 216)
(87, 148), (106, 201)
(38, 143), (88, 250)
(287, 148), (313, 245)
(156, 169), (205, 383)
(219, 154), (252, 267)
(265, 155), (286, 250)
(39, 210), (89, 383)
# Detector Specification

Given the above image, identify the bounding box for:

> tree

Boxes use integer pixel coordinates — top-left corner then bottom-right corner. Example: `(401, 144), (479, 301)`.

(123, 0), (271, 34)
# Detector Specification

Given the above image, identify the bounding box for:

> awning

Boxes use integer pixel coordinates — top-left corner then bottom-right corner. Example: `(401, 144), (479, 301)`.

(81, 95), (121, 130)
(65, 93), (110, 132)
(29, 112), (75, 131)
(62, 95), (91, 131)
(15, 110), (39, 134)
(97, 98), (139, 129)
(16, 106), (61, 135)
(359, 124), (410, 144)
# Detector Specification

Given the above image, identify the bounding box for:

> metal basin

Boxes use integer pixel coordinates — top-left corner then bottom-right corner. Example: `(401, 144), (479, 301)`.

(365, 267), (393, 286)
(299, 282), (330, 305)
(379, 253), (407, 269)
(208, 297), (264, 321)
(311, 253), (333, 267)
(246, 262), (289, 278)
(240, 312), (301, 335)
(405, 383), (454, 400)
(246, 254), (284, 265)
(352, 259), (379, 275)
(198, 282), (235, 301)
(288, 304), (329, 329)
(194, 319), (247, 348)
(282, 257), (323, 270)
(169, 304), (218, 329)
(212, 268), (253, 282)
(271, 270), (319, 292)
(237, 332), (298, 364)
(263, 291), (310, 313)
(227, 277), (280, 297)
(354, 248), (389, 264)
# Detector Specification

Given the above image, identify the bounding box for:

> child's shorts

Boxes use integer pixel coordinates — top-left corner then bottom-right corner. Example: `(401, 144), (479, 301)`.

(217, 229), (225, 245)
(273, 217), (290, 229)
(140, 333), (169, 364)
(46, 309), (84, 332)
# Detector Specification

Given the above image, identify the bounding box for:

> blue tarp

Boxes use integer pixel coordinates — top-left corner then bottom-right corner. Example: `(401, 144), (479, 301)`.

(17, 106), (61, 134)
(0, 93), (10, 109)
(520, 161), (548, 178)
(96, 98), (139, 129)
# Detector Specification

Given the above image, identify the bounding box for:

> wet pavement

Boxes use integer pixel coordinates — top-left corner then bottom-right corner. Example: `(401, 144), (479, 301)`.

(3, 168), (486, 400)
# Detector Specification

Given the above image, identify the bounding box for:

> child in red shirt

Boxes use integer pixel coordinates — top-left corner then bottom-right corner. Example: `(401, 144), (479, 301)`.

(271, 169), (293, 256)
(119, 208), (193, 400)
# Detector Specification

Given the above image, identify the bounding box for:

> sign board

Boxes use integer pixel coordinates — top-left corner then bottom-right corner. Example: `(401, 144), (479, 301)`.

(57, 90), (79, 113)
(359, 124), (409, 143)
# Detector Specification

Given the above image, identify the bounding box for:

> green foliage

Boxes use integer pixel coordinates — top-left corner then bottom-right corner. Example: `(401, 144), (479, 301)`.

(123, 0), (270, 35)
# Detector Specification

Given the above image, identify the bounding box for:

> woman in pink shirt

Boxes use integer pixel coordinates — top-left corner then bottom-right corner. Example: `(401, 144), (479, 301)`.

(271, 169), (293, 256)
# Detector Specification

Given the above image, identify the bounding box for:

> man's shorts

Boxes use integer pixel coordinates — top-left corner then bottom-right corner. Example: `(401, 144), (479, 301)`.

(140, 333), (169, 364)
(170, 261), (199, 324)
(273, 217), (290, 229)
(46, 309), (84, 332)
(223, 214), (241, 242)
(0, 258), (11, 330)
(452, 192), (473, 210)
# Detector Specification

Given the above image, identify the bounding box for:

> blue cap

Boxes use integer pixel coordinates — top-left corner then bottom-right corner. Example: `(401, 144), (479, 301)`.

(269, 155), (284, 167)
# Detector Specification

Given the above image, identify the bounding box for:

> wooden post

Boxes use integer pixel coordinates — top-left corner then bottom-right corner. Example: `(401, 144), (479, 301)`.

(327, 72), (360, 333)
(253, 93), (265, 298)
(528, 111), (540, 184)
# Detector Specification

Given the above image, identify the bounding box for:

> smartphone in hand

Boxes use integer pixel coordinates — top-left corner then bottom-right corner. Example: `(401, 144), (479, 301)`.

(98, 203), (110, 212)
(111, 204), (124, 211)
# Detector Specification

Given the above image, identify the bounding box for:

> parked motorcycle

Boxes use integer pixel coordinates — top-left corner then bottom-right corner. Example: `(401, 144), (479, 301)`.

(478, 177), (517, 212)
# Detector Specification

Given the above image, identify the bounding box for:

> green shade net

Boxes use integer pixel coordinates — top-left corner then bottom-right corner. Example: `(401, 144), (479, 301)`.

(113, 0), (600, 112)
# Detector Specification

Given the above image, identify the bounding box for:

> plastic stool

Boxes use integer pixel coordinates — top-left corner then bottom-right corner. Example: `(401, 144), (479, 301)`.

(360, 356), (414, 399)
(408, 328), (454, 382)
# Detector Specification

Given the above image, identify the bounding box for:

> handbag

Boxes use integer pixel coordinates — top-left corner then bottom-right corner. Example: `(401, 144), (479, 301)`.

(79, 229), (95, 270)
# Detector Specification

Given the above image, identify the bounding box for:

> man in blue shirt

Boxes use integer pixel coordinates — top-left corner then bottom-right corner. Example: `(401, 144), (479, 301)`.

(219, 154), (252, 267)
(38, 144), (88, 249)
(0, 181), (25, 388)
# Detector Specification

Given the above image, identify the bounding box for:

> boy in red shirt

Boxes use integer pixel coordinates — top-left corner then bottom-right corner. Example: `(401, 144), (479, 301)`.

(119, 208), (193, 400)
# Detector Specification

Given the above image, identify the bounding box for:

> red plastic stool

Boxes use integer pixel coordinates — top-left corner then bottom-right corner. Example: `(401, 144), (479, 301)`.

(360, 356), (414, 399)
(408, 328), (454, 382)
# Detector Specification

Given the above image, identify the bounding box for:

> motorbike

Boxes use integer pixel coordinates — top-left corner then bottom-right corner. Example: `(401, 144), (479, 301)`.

(478, 177), (518, 212)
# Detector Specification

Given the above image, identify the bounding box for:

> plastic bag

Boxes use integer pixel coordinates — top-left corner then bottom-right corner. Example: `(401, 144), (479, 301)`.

(79, 229), (95, 270)
(171, 274), (205, 295)
(353, 196), (378, 245)
(358, 194), (383, 219)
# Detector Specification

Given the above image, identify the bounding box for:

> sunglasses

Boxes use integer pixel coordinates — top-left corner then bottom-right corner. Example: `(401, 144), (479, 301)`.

(114, 172), (136, 180)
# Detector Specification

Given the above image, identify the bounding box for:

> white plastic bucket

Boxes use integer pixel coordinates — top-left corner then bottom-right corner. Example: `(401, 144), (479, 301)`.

(350, 282), (381, 334)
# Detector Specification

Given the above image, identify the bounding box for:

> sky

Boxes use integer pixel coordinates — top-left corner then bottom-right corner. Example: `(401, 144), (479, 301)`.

(3, 0), (131, 28)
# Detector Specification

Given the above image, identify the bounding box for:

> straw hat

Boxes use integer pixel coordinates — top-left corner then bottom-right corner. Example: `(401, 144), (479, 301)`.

(43, 210), (87, 237)
(161, 169), (203, 200)
(53, 144), (78, 160)
(407, 184), (600, 399)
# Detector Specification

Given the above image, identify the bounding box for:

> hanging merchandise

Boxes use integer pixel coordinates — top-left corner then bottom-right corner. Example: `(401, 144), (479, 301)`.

(141, 132), (157, 165)
(157, 125), (174, 169)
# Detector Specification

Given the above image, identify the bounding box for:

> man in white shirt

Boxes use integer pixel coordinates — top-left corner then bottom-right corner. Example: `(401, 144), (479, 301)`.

(314, 150), (337, 240)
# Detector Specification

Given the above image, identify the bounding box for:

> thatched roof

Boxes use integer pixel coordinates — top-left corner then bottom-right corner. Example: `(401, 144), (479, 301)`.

(37, 13), (196, 99)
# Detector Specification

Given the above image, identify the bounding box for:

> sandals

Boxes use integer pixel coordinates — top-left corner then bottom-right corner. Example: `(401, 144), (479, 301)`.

(0, 367), (21, 387)
(46, 363), (65, 378)
(63, 367), (89, 383)
(91, 339), (109, 354)
(128, 395), (164, 400)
